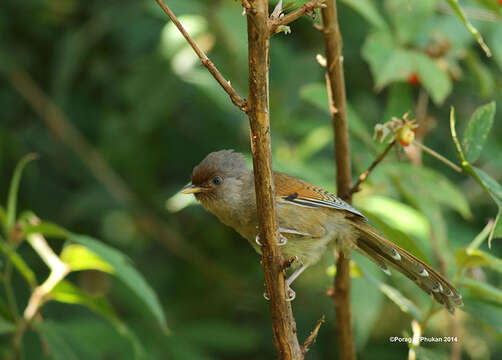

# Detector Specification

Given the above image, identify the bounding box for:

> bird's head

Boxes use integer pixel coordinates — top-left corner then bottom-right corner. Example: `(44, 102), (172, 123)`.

(181, 150), (250, 210)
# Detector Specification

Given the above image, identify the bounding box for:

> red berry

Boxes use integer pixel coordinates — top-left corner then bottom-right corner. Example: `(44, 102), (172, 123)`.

(400, 140), (410, 147)
(499, 0), (502, 6)
(407, 73), (420, 86)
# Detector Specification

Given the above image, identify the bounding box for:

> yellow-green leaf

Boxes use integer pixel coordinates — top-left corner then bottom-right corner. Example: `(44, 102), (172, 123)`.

(60, 244), (114, 273)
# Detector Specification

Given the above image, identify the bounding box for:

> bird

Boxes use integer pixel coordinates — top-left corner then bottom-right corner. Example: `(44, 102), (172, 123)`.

(181, 149), (463, 313)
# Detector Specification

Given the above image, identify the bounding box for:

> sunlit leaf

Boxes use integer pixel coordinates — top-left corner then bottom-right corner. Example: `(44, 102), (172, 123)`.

(50, 281), (145, 358)
(6, 153), (38, 231)
(60, 244), (114, 273)
(444, 0), (491, 57)
(357, 196), (430, 242)
(36, 321), (79, 360)
(68, 234), (168, 333)
(462, 102), (496, 163)
(456, 248), (502, 274)
(363, 209), (430, 265)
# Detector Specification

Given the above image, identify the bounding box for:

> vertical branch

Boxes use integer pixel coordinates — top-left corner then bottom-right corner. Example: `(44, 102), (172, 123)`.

(246, 1), (302, 358)
(320, 1), (356, 360)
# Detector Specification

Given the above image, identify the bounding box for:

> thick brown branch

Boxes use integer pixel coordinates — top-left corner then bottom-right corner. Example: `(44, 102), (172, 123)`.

(247, 1), (302, 359)
(269, 0), (327, 35)
(155, 0), (248, 112)
(301, 315), (325, 355)
(320, 1), (356, 360)
(350, 140), (396, 195)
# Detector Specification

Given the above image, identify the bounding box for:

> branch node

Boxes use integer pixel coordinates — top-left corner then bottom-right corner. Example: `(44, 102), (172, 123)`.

(281, 256), (298, 271)
(301, 315), (325, 355)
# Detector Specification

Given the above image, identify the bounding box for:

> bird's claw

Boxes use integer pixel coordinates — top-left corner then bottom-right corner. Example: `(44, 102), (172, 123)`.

(255, 233), (288, 247)
(263, 286), (296, 301)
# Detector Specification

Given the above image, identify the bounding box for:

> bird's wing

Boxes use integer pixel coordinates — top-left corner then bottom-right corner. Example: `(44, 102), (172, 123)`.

(273, 172), (366, 219)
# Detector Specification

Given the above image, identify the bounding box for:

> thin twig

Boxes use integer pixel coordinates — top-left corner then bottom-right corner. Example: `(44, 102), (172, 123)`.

(301, 315), (325, 355)
(269, 0), (327, 35)
(350, 141), (396, 194)
(247, 1), (302, 358)
(155, 0), (248, 112)
(320, 1), (356, 359)
(412, 140), (462, 173)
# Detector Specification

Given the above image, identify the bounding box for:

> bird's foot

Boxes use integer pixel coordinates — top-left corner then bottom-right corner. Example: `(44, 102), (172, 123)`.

(263, 284), (296, 302)
(255, 232), (287, 247)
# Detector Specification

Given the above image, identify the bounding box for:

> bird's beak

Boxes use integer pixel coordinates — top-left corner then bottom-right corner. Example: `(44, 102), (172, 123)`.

(181, 184), (207, 194)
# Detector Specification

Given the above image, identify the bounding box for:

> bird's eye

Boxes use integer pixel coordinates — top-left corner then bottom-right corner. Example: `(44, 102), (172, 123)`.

(212, 176), (223, 186)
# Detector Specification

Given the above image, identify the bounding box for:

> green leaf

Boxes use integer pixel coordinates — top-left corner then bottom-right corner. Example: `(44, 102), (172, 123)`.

(68, 234), (168, 333)
(6, 153), (38, 231)
(357, 196), (430, 242)
(473, 167), (502, 202)
(456, 248), (502, 274)
(36, 321), (79, 360)
(0, 241), (37, 288)
(444, 0), (491, 57)
(386, 163), (472, 219)
(60, 244), (114, 273)
(363, 209), (430, 265)
(0, 315), (15, 335)
(462, 297), (502, 334)
(340, 0), (387, 29)
(384, 0), (437, 45)
(462, 102), (496, 163)
(450, 107), (466, 163)
(23, 221), (69, 239)
(459, 277), (502, 306)
(414, 52), (452, 105)
(50, 281), (145, 358)
(363, 269), (423, 320)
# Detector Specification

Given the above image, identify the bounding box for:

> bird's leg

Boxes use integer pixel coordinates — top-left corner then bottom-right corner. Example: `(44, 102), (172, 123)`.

(255, 227), (293, 247)
(262, 264), (308, 302)
(284, 264), (308, 301)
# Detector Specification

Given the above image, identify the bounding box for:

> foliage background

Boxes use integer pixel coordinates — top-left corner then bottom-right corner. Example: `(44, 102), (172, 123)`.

(1, 0), (502, 359)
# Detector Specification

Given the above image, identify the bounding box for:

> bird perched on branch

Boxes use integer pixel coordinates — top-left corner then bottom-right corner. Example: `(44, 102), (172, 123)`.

(181, 150), (463, 313)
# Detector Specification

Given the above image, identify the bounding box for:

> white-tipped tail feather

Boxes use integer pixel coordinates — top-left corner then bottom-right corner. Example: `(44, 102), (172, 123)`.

(350, 220), (463, 314)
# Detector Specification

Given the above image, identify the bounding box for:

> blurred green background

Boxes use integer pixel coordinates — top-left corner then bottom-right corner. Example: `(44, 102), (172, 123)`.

(1, 0), (502, 359)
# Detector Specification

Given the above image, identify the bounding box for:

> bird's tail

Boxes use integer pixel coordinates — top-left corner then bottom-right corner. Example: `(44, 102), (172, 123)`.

(350, 220), (463, 314)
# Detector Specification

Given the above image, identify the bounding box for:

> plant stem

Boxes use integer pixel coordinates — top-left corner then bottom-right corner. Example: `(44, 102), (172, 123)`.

(350, 141), (396, 194)
(269, 0), (327, 35)
(412, 140), (462, 173)
(247, 1), (303, 358)
(320, 1), (356, 359)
